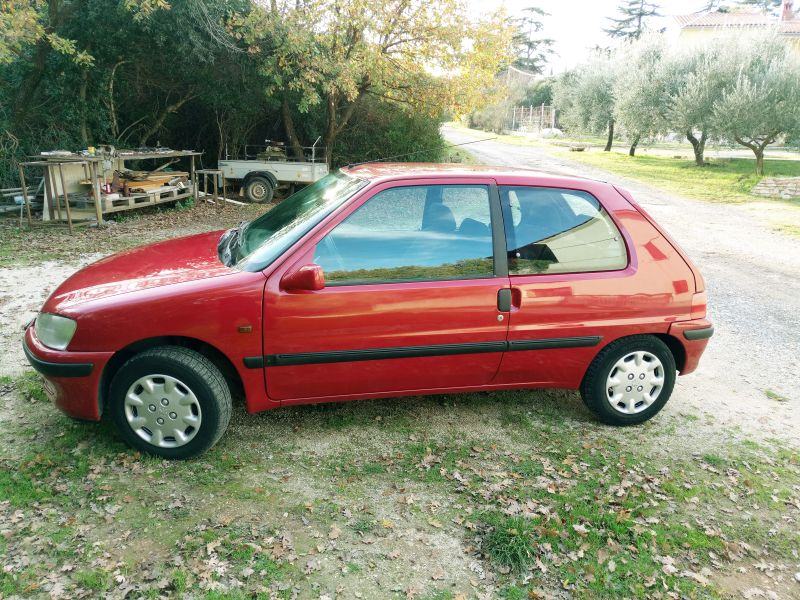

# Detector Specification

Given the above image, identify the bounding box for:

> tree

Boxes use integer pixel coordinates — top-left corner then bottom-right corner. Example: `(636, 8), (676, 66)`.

(612, 37), (668, 156)
(512, 6), (554, 75)
(553, 55), (617, 150)
(661, 40), (729, 166)
(712, 33), (800, 175)
(520, 78), (554, 106)
(243, 0), (513, 165)
(605, 0), (661, 41)
(736, 0), (783, 13)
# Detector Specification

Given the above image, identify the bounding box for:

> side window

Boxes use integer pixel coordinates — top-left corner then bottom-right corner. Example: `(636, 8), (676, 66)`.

(314, 185), (494, 284)
(501, 186), (627, 275)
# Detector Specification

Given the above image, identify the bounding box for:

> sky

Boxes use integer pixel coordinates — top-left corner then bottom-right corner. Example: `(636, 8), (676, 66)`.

(469, 0), (716, 73)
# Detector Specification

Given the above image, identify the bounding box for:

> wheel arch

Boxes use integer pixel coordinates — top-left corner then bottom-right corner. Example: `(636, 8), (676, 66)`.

(242, 170), (277, 190)
(652, 333), (687, 373)
(592, 332), (687, 375)
(99, 336), (244, 417)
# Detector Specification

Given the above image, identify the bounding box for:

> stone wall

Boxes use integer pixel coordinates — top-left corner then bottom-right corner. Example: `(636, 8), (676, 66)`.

(751, 177), (800, 199)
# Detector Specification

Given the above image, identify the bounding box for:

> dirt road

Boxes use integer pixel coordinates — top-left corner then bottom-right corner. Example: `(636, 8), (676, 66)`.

(443, 126), (800, 444)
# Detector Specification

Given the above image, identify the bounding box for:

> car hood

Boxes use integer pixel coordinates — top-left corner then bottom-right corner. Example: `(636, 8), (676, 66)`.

(44, 230), (235, 310)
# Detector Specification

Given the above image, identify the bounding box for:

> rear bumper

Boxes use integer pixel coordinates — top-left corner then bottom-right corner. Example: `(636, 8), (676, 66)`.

(668, 319), (714, 375)
(23, 325), (113, 421)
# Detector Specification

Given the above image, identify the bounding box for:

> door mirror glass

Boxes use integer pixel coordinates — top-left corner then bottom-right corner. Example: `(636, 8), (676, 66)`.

(281, 264), (325, 291)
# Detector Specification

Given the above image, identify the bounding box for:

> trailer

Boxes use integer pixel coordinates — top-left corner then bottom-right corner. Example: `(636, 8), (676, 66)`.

(218, 137), (328, 203)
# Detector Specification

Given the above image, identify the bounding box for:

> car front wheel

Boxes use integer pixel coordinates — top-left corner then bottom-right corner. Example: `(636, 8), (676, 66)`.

(580, 335), (676, 425)
(108, 346), (232, 459)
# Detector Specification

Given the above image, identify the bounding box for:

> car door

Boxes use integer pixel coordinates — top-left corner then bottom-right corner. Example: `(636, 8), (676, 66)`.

(493, 183), (638, 388)
(261, 178), (510, 402)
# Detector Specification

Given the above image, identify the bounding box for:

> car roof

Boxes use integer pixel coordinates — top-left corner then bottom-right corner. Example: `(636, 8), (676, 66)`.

(340, 162), (605, 187)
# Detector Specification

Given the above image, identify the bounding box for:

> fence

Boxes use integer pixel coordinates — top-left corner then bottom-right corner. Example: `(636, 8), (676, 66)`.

(508, 104), (557, 133)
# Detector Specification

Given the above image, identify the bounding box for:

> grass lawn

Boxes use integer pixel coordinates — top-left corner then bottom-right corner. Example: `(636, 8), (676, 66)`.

(1, 372), (798, 599)
(553, 150), (800, 204)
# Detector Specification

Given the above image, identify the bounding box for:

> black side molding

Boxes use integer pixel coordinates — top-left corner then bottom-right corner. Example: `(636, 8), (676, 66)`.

(243, 356), (266, 369)
(243, 336), (602, 369)
(265, 341), (508, 367)
(683, 326), (714, 341)
(23, 341), (93, 378)
(508, 336), (601, 351)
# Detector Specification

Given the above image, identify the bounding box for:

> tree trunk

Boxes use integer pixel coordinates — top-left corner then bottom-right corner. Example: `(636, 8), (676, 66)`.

(12, 40), (50, 123)
(79, 70), (89, 146)
(735, 135), (774, 176)
(281, 97), (305, 159)
(604, 119), (614, 152)
(755, 149), (765, 176)
(686, 129), (707, 166)
(628, 134), (640, 157)
(322, 90), (366, 167)
(140, 93), (195, 146)
(108, 60), (126, 140)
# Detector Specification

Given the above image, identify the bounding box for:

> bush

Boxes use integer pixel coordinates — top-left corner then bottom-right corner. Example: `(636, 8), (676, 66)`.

(332, 98), (446, 167)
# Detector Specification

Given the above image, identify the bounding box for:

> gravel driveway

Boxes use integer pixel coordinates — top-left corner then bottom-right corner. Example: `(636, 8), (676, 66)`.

(443, 126), (800, 444)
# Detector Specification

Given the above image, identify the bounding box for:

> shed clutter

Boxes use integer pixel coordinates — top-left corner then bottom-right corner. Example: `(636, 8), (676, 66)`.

(11, 146), (202, 229)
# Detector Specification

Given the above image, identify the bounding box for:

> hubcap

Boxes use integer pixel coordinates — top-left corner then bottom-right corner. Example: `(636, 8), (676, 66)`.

(124, 374), (201, 448)
(249, 182), (266, 200)
(605, 351), (664, 415)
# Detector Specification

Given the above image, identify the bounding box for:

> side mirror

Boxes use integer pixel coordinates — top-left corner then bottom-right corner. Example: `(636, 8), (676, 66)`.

(281, 263), (325, 292)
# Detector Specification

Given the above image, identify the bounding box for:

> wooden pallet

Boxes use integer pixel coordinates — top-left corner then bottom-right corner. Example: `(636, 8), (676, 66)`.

(101, 185), (193, 213)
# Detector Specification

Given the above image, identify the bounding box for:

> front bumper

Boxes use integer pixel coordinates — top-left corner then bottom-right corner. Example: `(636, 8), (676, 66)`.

(23, 325), (113, 421)
(668, 318), (714, 375)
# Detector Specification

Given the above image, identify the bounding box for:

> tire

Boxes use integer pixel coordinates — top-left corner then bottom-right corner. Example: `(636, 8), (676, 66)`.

(108, 346), (232, 459)
(580, 335), (676, 426)
(244, 176), (274, 203)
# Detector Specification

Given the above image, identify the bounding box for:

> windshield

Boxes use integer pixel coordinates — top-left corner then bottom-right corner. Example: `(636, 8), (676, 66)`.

(235, 171), (367, 271)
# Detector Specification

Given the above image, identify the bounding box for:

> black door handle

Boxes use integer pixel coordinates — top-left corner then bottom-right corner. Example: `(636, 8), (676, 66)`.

(497, 288), (512, 312)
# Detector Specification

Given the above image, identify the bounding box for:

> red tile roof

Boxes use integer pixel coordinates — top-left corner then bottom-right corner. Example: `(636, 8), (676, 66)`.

(675, 9), (800, 34)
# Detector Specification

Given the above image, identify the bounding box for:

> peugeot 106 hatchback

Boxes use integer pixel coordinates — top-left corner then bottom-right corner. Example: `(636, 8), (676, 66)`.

(24, 164), (713, 458)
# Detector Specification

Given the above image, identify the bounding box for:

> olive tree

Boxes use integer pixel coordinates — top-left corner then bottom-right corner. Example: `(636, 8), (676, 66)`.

(612, 37), (669, 156)
(662, 39), (729, 166)
(713, 34), (800, 175)
(553, 54), (617, 151)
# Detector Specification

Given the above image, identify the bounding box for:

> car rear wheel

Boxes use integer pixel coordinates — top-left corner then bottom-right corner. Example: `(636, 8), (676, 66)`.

(244, 176), (274, 203)
(108, 346), (232, 459)
(580, 335), (676, 425)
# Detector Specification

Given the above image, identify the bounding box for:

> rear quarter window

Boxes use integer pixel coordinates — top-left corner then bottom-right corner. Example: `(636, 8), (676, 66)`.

(501, 186), (627, 275)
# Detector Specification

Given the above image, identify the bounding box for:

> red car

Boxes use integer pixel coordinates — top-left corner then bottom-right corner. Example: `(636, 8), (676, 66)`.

(24, 164), (712, 458)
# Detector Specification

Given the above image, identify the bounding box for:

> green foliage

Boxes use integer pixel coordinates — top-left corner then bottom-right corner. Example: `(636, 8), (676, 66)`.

(479, 513), (538, 572)
(550, 30), (799, 173)
(1, 0), (501, 188)
(557, 149), (800, 203)
(511, 7), (554, 75)
(520, 78), (554, 106)
(332, 97), (447, 167)
(468, 78), (554, 134)
(605, 0), (662, 41)
(175, 197), (196, 211)
(553, 55), (616, 136)
(15, 372), (48, 403)
(712, 33), (800, 173)
(612, 37), (669, 150)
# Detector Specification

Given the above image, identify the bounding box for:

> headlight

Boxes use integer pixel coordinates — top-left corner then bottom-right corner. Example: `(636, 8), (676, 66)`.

(35, 313), (77, 351)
